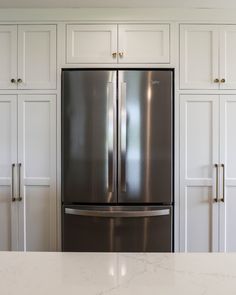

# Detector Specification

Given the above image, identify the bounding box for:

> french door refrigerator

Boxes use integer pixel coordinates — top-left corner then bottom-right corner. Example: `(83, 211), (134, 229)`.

(62, 69), (174, 252)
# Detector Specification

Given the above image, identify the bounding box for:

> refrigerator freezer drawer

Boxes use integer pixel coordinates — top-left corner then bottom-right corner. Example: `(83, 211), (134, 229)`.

(62, 206), (173, 252)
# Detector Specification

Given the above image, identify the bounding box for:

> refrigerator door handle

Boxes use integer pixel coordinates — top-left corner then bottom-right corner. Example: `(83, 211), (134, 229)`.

(65, 207), (170, 218)
(107, 82), (115, 194)
(120, 82), (127, 192)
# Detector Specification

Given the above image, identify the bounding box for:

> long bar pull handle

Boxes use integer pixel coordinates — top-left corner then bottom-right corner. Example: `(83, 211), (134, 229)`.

(120, 82), (127, 192)
(107, 83), (114, 194)
(214, 164), (219, 202)
(17, 163), (22, 201)
(11, 164), (16, 202)
(221, 164), (225, 202)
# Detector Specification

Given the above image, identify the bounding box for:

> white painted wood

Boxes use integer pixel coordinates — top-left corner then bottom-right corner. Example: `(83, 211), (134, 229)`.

(0, 26), (17, 90)
(219, 95), (236, 252)
(180, 25), (219, 89)
(219, 26), (236, 90)
(17, 95), (57, 251)
(118, 24), (170, 63)
(0, 95), (18, 251)
(179, 95), (219, 252)
(18, 25), (56, 90)
(66, 24), (117, 63)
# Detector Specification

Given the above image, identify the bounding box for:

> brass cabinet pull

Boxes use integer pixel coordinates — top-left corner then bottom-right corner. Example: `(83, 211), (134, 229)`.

(17, 163), (22, 201)
(11, 79), (16, 84)
(221, 164), (225, 202)
(112, 52), (117, 58)
(119, 52), (124, 58)
(214, 78), (220, 83)
(214, 164), (219, 202)
(17, 78), (23, 83)
(221, 78), (226, 83)
(11, 164), (16, 202)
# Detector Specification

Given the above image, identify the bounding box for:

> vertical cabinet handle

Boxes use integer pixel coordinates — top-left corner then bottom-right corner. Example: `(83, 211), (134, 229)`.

(107, 83), (115, 194)
(17, 163), (22, 201)
(11, 164), (16, 202)
(214, 164), (219, 202)
(120, 82), (127, 192)
(221, 164), (225, 202)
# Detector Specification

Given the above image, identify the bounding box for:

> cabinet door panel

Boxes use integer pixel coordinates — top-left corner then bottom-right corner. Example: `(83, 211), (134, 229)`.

(18, 95), (56, 251)
(0, 26), (17, 89)
(180, 95), (219, 252)
(219, 96), (236, 252)
(118, 24), (169, 63)
(180, 25), (219, 89)
(67, 24), (117, 63)
(220, 26), (236, 89)
(0, 96), (17, 251)
(18, 25), (56, 89)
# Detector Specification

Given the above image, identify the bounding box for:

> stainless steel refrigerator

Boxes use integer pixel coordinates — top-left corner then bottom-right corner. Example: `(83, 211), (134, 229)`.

(62, 69), (174, 252)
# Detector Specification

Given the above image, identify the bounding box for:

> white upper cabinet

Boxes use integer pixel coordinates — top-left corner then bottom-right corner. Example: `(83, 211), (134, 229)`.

(0, 26), (17, 89)
(118, 24), (170, 63)
(219, 26), (236, 89)
(180, 25), (219, 89)
(67, 24), (117, 63)
(180, 24), (236, 90)
(0, 24), (56, 90)
(66, 24), (170, 64)
(18, 25), (56, 89)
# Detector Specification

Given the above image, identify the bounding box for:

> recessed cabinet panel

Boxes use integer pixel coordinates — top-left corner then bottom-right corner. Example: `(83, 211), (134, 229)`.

(180, 25), (219, 89)
(220, 26), (236, 89)
(186, 186), (214, 252)
(18, 25), (56, 89)
(67, 24), (117, 63)
(18, 95), (57, 251)
(0, 186), (12, 251)
(118, 24), (170, 63)
(0, 26), (17, 89)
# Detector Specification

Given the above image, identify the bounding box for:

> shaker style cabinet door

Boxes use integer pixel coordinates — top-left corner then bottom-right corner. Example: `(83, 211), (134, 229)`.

(0, 26), (17, 89)
(66, 24), (118, 63)
(0, 96), (18, 251)
(17, 25), (56, 89)
(17, 95), (57, 251)
(179, 95), (219, 252)
(118, 24), (170, 63)
(180, 25), (219, 89)
(219, 26), (236, 89)
(219, 96), (236, 252)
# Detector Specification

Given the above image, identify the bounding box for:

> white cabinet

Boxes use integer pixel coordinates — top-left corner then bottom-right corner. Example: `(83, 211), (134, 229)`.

(180, 24), (236, 90)
(66, 24), (170, 64)
(0, 95), (57, 252)
(0, 24), (56, 90)
(180, 94), (236, 252)
(0, 26), (17, 89)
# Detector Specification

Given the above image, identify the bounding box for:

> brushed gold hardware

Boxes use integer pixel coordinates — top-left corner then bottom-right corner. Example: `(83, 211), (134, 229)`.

(214, 164), (219, 202)
(112, 52), (117, 58)
(119, 52), (124, 58)
(214, 78), (220, 83)
(17, 78), (22, 83)
(221, 78), (226, 83)
(11, 79), (16, 83)
(221, 164), (225, 202)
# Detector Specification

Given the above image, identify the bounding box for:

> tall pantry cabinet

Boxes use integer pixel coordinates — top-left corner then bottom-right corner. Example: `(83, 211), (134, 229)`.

(0, 25), (57, 251)
(180, 24), (236, 252)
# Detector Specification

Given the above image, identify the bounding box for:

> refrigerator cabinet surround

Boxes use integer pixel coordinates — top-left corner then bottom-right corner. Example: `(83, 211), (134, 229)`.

(62, 69), (174, 252)
(63, 205), (173, 252)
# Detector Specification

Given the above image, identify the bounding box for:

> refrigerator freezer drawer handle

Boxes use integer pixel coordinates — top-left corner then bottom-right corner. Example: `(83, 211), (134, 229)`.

(64, 208), (170, 218)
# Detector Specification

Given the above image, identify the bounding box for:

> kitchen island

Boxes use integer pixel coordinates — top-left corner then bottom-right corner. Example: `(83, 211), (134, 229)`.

(0, 252), (236, 294)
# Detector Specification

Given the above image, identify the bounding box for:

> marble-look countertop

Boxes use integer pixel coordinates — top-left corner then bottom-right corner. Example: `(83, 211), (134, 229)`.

(1, 252), (236, 294)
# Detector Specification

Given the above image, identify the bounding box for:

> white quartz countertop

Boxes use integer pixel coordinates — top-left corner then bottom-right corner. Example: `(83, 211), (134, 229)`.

(1, 252), (236, 295)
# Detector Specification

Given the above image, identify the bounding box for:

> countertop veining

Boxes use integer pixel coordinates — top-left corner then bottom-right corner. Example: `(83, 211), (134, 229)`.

(1, 252), (236, 294)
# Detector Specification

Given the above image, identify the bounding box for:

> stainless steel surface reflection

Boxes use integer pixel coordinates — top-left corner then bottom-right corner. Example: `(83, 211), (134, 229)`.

(118, 70), (173, 203)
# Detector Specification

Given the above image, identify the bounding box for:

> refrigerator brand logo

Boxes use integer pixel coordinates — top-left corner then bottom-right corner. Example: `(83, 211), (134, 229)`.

(151, 80), (160, 85)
